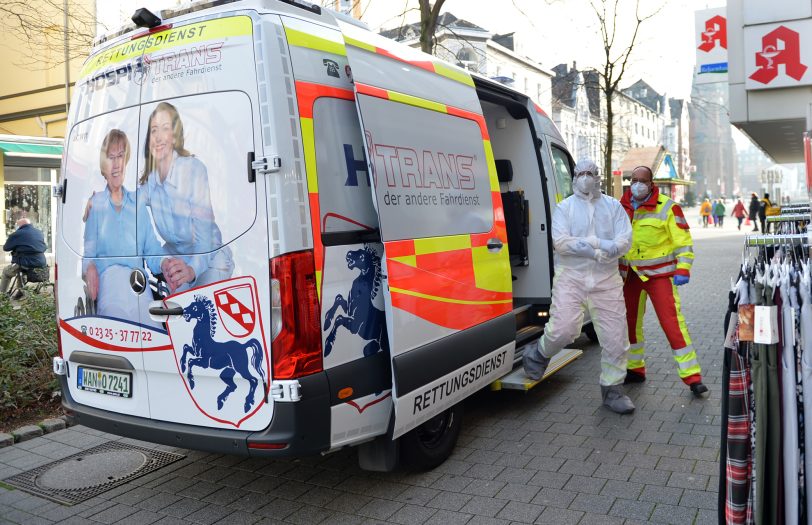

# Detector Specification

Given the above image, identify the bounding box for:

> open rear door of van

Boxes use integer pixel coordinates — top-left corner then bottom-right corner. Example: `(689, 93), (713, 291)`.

(338, 22), (516, 438)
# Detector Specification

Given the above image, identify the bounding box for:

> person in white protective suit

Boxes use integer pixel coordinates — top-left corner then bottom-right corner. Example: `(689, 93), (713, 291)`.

(523, 159), (635, 414)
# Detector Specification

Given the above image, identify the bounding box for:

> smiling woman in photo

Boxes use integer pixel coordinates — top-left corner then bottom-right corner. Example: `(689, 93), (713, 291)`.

(139, 102), (233, 292)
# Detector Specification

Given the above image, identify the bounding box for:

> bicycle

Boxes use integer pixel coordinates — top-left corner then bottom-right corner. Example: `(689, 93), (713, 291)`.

(6, 265), (53, 299)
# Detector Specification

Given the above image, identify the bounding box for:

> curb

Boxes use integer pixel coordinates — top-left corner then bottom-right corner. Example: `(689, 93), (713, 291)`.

(0, 415), (74, 449)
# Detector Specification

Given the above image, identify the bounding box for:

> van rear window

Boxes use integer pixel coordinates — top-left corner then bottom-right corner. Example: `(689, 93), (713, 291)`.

(313, 98), (378, 234)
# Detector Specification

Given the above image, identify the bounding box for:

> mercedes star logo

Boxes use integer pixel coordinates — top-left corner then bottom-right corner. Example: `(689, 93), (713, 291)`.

(130, 269), (147, 294)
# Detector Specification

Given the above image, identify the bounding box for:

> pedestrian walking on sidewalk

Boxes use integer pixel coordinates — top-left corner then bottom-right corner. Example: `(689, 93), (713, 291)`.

(748, 193), (760, 231)
(731, 198), (746, 230)
(619, 166), (709, 397)
(758, 193), (774, 234)
(713, 199), (726, 228)
(523, 158), (635, 414)
(699, 198), (712, 228)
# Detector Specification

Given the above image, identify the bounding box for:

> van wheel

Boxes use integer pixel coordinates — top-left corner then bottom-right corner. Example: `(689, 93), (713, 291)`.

(400, 403), (463, 470)
(584, 323), (599, 343)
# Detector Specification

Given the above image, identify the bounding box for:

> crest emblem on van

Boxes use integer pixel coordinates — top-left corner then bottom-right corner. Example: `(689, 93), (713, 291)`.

(214, 284), (255, 338)
(166, 277), (270, 428)
(323, 244), (388, 358)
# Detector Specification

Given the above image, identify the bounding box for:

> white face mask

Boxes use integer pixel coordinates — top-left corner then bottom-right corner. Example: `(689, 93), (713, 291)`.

(574, 175), (597, 194)
(631, 182), (650, 200)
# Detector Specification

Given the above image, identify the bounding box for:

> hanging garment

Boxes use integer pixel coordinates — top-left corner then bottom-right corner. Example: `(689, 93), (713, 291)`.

(765, 284), (783, 525)
(780, 272), (801, 525)
(753, 281), (782, 525)
(720, 290), (737, 522)
(790, 274), (806, 524)
(799, 263), (812, 525)
(724, 306), (755, 524)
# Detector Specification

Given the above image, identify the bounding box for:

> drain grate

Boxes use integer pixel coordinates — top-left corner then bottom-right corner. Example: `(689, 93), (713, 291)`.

(2, 441), (185, 505)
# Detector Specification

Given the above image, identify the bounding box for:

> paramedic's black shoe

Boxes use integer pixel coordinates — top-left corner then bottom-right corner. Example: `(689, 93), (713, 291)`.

(624, 370), (646, 384)
(690, 382), (709, 397)
(523, 343), (551, 381)
(601, 385), (635, 414)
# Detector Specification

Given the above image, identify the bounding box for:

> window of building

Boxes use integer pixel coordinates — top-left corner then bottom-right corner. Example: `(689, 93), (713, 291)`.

(456, 47), (479, 71)
(3, 165), (59, 253)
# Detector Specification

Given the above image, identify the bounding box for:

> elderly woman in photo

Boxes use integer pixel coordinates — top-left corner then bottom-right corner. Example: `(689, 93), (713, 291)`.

(83, 129), (163, 325)
(139, 101), (233, 292)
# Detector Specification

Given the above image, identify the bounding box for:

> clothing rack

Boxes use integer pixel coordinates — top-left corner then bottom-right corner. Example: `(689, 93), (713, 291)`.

(744, 233), (810, 246)
(767, 214), (811, 223)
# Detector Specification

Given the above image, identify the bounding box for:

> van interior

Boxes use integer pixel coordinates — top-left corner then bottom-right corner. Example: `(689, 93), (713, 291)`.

(476, 85), (556, 347)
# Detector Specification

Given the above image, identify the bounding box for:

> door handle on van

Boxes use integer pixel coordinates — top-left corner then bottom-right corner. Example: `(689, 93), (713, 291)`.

(487, 238), (504, 252)
(149, 305), (183, 316)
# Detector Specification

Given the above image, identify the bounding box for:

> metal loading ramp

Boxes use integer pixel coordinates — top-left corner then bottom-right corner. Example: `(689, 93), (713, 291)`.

(491, 347), (583, 391)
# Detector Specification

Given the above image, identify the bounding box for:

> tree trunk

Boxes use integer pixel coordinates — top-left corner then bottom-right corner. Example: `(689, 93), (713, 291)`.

(604, 89), (614, 196)
(418, 0), (445, 55)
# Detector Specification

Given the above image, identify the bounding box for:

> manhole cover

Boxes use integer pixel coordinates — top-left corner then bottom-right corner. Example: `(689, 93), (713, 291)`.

(2, 441), (185, 505)
(37, 449), (148, 491)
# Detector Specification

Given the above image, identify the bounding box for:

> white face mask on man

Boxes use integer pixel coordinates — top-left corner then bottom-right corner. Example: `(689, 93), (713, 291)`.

(631, 181), (650, 200)
(574, 174), (597, 195)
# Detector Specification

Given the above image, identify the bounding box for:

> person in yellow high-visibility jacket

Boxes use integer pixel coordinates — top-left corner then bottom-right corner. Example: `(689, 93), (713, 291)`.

(619, 166), (708, 397)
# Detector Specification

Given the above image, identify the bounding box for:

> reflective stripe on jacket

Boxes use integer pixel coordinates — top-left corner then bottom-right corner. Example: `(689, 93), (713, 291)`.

(619, 187), (694, 282)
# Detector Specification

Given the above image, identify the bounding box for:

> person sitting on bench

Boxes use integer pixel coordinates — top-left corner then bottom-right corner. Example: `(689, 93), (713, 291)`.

(1, 218), (47, 294)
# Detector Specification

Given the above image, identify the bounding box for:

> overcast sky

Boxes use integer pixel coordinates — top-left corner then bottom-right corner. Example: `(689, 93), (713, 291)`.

(363, 0), (728, 100)
(100, 0), (727, 99)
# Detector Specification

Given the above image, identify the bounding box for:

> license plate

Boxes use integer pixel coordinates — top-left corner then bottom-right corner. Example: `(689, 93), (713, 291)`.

(77, 367), (132, 398)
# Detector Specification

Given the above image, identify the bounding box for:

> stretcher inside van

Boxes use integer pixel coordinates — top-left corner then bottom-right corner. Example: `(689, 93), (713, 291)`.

(53, 0), (582, 471)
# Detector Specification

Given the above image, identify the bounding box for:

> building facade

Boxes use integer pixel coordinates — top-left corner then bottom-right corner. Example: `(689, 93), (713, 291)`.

(0, 0), (95, 259)
(380, 13), (553, 112)
(550, 64), (604, 170)
(737, 140), (773, 195)
(726, 0), (812, 195)
(689, 80), (739, 198)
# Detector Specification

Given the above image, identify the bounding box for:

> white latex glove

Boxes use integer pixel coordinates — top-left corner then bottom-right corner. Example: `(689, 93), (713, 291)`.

(572, 240), (597, 258)
(594, 249), (613, 264)
(598, 239), (618, 256)
(584, 236), (601, 249)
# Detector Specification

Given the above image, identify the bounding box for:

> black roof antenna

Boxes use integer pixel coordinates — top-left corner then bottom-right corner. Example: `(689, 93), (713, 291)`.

(132, 8), (162, 29)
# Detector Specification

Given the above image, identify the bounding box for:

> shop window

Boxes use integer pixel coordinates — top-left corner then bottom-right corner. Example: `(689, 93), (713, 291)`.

(4, 167), (57, 252)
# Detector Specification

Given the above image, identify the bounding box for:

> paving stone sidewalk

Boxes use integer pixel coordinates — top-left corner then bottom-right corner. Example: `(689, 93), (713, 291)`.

(0, 232), (739, 525)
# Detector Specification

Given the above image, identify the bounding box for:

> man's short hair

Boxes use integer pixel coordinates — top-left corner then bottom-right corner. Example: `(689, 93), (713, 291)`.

(631, 165), (653, 181)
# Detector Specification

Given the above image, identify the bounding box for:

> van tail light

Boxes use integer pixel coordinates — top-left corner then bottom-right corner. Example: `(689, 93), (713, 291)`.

(54, 263), (63, 358)
(269, 250), (322, 379)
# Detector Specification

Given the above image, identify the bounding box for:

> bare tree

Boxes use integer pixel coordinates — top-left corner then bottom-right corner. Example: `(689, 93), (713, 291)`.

(417, 0), (447, 54)
(591, 0), (660, 195)
(1, 0), (95, 69)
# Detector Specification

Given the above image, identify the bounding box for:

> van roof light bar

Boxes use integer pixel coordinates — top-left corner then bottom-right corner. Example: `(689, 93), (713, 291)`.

(132, 8), (162, 28)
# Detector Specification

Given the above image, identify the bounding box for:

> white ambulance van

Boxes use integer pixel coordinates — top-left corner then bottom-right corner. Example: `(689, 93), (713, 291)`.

(53, 0), (581, 471)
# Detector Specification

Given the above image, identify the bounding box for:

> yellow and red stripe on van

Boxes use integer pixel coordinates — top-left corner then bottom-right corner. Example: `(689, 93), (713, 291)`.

(343, 36), (474, 88)
(355, 83), (512, 331)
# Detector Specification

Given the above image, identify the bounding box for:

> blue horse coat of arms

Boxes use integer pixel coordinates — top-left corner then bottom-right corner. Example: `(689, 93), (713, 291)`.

(165, 276), (271, 428)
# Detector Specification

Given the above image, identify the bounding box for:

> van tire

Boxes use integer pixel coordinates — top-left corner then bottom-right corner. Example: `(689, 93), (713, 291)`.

(584, 323), (599, 343)
(400, 403), (463, 471)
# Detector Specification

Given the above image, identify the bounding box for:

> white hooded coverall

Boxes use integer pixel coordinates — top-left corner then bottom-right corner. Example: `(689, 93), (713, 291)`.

(535, 182), (633, 386)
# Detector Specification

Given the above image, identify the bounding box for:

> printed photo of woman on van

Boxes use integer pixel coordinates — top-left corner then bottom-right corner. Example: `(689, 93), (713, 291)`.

(83, 129), (164, 326)
(139, 101), (233, 292)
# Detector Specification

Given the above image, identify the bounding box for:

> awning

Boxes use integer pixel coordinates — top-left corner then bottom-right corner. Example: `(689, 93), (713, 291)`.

(0, 141), (62, 157)
(653, 178), (694, 186)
